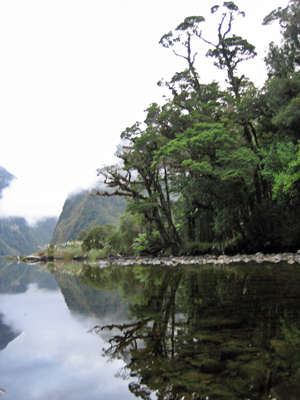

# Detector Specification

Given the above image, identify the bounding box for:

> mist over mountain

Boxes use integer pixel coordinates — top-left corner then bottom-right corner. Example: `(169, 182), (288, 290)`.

(0, 165), (126, 253)
(51, 191), (126, 244)
(0, 217), (58, 256)
(0, 166), (58, 255)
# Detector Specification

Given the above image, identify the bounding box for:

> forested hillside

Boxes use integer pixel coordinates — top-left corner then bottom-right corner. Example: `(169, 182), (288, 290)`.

(51, 191), (126, 244)
(94, 1), (300, 255)
(0, 166), (58, 255)
(0, 217), (58, 256)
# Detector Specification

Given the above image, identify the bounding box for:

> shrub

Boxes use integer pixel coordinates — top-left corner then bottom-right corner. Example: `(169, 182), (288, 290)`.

(87, 248), (103, 261)
(81, 224), (117, 251)
(179, 242), (212, 256)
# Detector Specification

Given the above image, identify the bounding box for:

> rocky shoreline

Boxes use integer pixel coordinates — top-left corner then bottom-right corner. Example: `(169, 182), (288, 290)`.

(18, 251), (300, 266)
(104, 252), (300, 266)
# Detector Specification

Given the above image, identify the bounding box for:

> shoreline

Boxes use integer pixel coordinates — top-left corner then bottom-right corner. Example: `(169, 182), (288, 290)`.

(104, 252), (300, 266)
(13, 251), (300, 266)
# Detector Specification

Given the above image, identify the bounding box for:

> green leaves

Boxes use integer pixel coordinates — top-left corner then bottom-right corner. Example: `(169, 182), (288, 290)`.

(207, 35), (257, 71)
(211, 5), (220, 14)
(262, 7), (283, 26)
(264, 141), (300, 200)
(273, 94), (300, 130)
(175, 16), (205, 32)
(182, 159), (213, 175)
(162, 120), (258, 183)
(218, 147), (259, 181)
(223, 1), (239, 12)
(95, 1), (300, 254)
(158, 31), (176, 49)
(263, 1), (300, 70)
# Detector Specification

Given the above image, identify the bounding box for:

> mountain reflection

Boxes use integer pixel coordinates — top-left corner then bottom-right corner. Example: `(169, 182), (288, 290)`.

(83, 262), (300, 400)
(0, 261), (136, 400)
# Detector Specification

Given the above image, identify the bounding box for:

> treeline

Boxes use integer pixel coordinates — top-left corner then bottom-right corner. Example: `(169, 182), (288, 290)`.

(91, 1), (300, 255)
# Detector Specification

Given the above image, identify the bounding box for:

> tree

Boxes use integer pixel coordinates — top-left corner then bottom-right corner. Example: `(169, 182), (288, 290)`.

(94, 104), (182, 254)
(259, 1), (300, 196)
(156, 2), (271, 250)
(94, 1), (300, 254)
(263, 0), (300, 71)
(81, 224), (117, 252)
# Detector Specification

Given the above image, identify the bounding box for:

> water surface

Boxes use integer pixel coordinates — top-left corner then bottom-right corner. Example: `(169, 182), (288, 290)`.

(0, 261), (134, 400)
(1, 260), (300, 399)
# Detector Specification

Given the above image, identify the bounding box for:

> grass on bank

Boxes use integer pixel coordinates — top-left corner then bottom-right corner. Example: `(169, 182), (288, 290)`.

(37, 241), (105, 262)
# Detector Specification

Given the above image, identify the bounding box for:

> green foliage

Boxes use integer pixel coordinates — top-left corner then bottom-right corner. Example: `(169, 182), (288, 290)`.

(175, 16), (205, 32)
(261, 140), (300, 203)
(86, 248), (103, 262)
(106, 213), (144, 255)
(263, 0), (300, 68)
(47, 243), (55, 258)
(131, 233), (148, 255)
(281, 317), (300, 347)
(131, 230), (163, 255)
(179, 241), (212, 256)
(272, 142), (300, 199)
(51, 241), (83, 262)
(93, 2), (300, 255)
(81, 224), (117, 252)
(77, 215), (155, 258)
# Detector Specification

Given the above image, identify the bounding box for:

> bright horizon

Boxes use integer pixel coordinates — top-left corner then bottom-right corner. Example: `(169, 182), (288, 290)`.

(0, 0), (285, 225)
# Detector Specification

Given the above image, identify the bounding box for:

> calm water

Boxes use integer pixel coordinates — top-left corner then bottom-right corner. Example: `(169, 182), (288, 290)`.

(1, 260), (300, 400)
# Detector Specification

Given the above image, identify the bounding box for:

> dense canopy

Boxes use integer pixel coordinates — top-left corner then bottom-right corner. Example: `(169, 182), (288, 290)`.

(94, 1), (300, 255)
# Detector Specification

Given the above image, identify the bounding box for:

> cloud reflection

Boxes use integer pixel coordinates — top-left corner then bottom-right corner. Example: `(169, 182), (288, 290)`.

(0, 284), (136, 400)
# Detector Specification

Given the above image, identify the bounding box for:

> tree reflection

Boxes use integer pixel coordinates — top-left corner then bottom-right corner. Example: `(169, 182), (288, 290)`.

(85, 263), (300, 400)
(91, 268), (183, 361)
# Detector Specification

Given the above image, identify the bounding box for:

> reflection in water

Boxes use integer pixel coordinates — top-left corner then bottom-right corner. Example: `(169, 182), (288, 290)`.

(0, 312), (21, 351)
(84, 263), (300, 400)
(1, 260), (300, 399)
(0, 261), (136, 400)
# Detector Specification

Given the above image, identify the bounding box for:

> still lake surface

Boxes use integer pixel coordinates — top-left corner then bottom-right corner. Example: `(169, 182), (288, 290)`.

(1, 259), (300, 400)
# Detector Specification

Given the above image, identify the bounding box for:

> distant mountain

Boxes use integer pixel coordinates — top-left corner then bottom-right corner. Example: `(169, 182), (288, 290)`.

(0, 166), (58, 255)
(0, 260), (58, 294)
(51, 191), (126, 244)
(0, 166), (15, 197)
(0, 216), (58, 256)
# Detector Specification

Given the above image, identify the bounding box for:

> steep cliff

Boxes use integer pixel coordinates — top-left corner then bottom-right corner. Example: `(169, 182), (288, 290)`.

(51, 191), (126, 244)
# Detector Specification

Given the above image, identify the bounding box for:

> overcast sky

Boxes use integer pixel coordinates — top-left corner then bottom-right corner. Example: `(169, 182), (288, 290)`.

(0, 0), (286, 225)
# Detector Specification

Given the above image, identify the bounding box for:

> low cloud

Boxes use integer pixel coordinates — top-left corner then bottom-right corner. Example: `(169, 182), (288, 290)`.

(0, 171), (102, 226)
(0, 178), (60, 226)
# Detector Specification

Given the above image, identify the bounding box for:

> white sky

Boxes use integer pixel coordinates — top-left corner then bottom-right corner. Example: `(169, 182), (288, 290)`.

(0, 0), (286, 225)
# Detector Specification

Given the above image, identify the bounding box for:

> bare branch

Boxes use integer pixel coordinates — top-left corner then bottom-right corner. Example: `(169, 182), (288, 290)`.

(223, 12), (234, 38)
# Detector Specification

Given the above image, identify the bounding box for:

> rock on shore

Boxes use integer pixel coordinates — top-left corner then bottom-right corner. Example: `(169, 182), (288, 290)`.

(20, 251), (300, 266)
(105, 252), (300, 266)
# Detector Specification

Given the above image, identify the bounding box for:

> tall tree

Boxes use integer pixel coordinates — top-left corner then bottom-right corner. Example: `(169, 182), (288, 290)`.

(260, 0), (300, 201)
(94, 0), (300, 254)
(94, 104), (182, 254)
